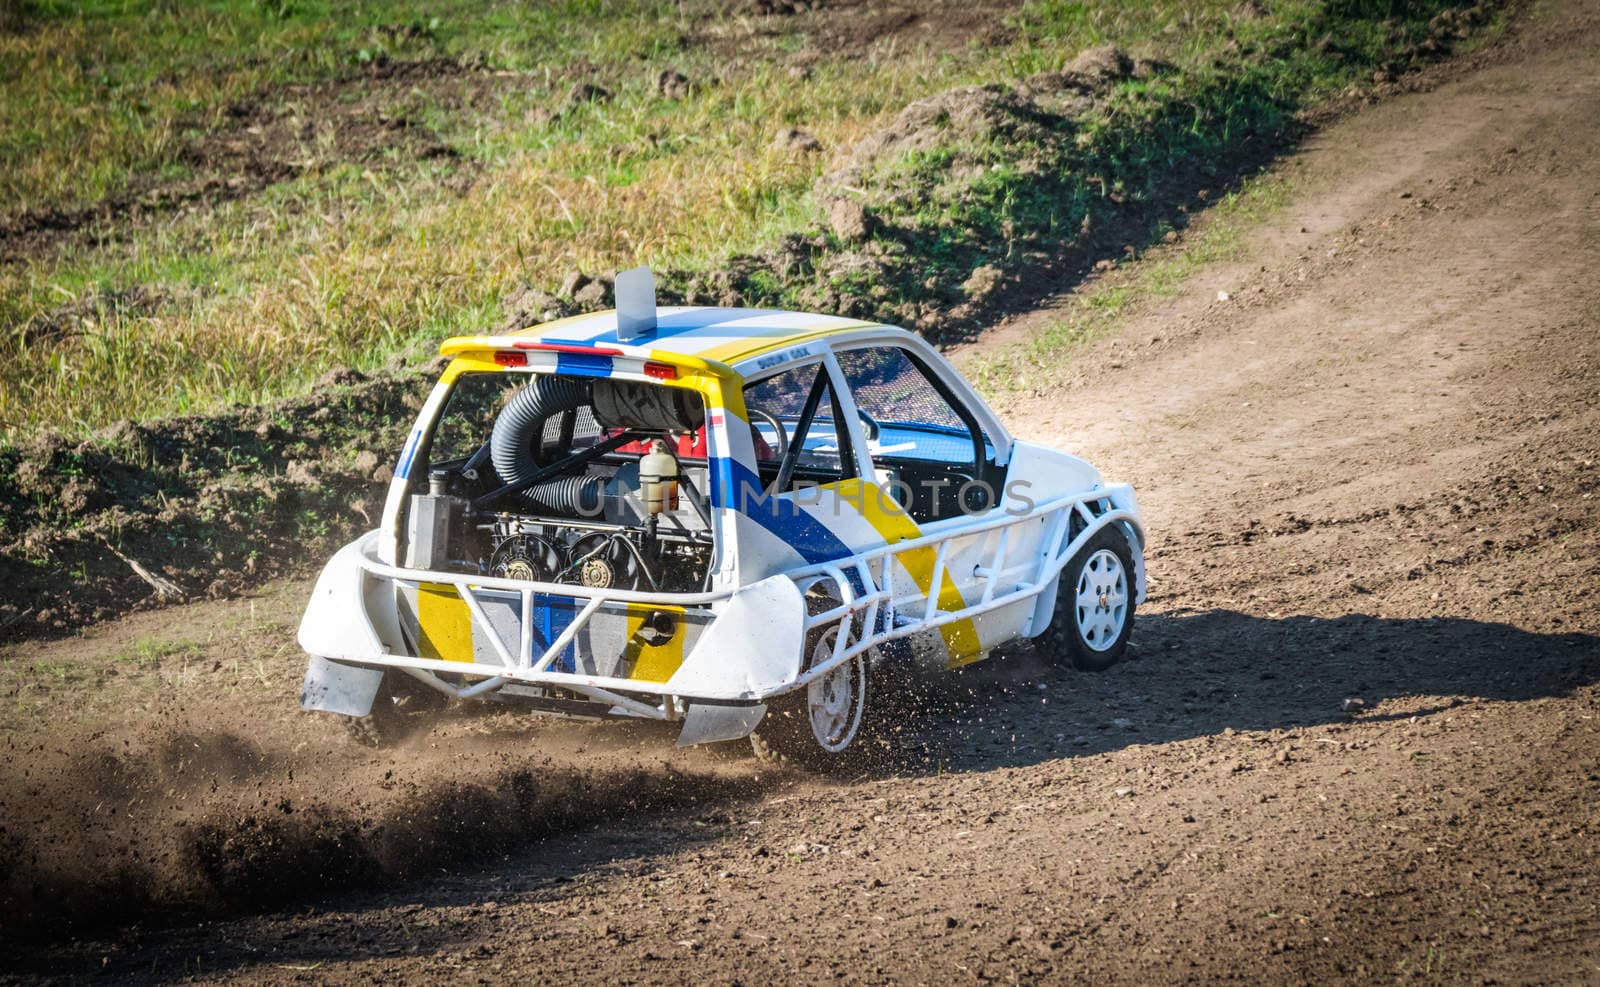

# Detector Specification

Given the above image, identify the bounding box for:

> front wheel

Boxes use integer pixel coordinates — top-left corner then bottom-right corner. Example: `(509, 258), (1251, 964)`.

(750, 626), (867, 769)
(1043, 525), (1136, 672)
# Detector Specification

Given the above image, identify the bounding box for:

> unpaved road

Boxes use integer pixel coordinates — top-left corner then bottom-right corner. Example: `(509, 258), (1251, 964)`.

(4, 0), (1600, 982)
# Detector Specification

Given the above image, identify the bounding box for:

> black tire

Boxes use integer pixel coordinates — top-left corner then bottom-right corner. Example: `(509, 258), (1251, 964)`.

(749, 628), (869, 771)
(342, 670), (448, 747)
(747, 700), (812, 767)
(1043, 525), (1137, 672)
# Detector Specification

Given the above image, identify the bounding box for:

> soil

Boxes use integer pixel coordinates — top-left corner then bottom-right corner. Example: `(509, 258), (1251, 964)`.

(3, 0), (1600, 981)
(700, 0), (1020, 61)
(0, 57), (493, 264)
(0, 360), (438, 642)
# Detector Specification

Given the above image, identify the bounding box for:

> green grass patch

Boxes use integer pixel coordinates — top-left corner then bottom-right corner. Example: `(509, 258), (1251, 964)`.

(29, 660), (83, 682)
(0, 0), (687, 217)
(117, 637), (205, 667)
(970, 173), (1293, 394)
(0, 0), (1505, 438)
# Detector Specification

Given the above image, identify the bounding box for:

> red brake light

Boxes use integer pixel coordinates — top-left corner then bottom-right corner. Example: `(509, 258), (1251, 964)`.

(494, 351), (528, 367)
(513, 341), (624, 355)
(643, 361), (677, 380)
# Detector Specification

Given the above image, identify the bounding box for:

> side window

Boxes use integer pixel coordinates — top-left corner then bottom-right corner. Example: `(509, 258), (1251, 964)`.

(835, 346), (995, 521)
(742, 362), (855, 493)
(835, 346), (989, 466)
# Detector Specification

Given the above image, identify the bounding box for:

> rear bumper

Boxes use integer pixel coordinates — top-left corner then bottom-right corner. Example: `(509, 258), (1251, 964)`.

(297, 532), (808, 718)
(299, 485), (1144, 741)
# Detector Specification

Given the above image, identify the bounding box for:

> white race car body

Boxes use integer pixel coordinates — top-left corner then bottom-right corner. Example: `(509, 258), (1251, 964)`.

(300, 282), (1144, 748)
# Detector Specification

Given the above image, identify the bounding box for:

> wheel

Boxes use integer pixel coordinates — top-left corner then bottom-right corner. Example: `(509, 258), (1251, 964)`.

(342, 670), (448, 747)
(1044, 525), (1136, 672)
(750, 626), (868, 769)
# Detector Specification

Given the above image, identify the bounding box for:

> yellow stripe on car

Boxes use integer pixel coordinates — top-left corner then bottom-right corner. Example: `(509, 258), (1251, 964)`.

(416, 582), (475, 663)
(825, 478), (982, 665)
(623, 605), (688, 683)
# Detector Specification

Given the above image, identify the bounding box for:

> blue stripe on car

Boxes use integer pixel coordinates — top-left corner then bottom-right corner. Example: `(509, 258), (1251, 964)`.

(531, 593), (578, 673)
(708, 457), (851, 565)
(555, 352), (615, 377)
(396, 427), (424, 480)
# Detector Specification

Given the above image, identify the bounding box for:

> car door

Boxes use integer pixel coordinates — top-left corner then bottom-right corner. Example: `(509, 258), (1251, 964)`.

(728, 357), (882, 588)
(831, 342), (1042, 665)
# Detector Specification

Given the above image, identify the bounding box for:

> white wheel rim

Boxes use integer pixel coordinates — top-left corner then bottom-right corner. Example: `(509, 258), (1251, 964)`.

(806, 630), (865, 753)
(1075, 549), (1129, 653)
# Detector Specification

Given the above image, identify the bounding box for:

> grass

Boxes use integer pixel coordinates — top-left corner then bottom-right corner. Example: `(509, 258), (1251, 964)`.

(0, 0), (1500, 439)
(0, 0), (689, 217)
(118, 636), (204, 667)
(968, 172), (1295, 393)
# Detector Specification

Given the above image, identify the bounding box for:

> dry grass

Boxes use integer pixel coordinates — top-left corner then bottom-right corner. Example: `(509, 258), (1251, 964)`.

(0, 0), (1326, 437)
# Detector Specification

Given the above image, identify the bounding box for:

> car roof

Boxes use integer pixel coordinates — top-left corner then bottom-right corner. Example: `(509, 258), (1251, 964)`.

(439, 305), (1015, 460)
(453, 306), (889, 370)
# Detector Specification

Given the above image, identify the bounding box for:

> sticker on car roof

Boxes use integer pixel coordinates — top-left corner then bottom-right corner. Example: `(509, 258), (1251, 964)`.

(753, 345), (812, 371)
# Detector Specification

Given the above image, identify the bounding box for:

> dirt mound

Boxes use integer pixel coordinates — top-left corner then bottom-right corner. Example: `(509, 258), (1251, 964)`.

(1062, 43), (1133, 84)
(826, 84), (1057, 184)
(0, 360), (437, 640)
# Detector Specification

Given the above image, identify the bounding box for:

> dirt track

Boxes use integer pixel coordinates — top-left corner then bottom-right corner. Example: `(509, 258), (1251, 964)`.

(4, 0), (1599, 981)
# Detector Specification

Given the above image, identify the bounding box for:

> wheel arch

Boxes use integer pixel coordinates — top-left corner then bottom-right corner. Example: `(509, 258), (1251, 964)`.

(1024, 509), (1145, 638)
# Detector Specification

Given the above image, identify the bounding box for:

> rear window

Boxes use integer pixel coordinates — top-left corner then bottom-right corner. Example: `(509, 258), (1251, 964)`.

(428, 370), (708, 475)
(430, 373), (519, 465)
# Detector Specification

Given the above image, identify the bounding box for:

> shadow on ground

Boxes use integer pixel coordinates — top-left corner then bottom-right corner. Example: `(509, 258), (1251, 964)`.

(6, 609), (1593, 979)
(879, 609), (1600, 773)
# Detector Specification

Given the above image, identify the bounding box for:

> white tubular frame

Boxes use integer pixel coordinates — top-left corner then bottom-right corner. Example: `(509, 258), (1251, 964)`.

(790, 486), (1140, 690)
(333, 485), (1139, 714)
(343, 564), (727, 721)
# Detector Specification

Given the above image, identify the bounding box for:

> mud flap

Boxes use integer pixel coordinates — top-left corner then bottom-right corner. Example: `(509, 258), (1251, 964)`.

(300, 655), (384, 717)
(666, 575), (806, 699)
(676, 702), (768, 747)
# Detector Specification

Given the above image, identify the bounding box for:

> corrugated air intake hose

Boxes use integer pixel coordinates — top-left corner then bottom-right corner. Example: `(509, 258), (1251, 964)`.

(489, 376), (607, 515)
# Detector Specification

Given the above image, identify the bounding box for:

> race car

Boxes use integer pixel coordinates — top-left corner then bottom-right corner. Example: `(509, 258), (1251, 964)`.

(299, 267), (1145, 765)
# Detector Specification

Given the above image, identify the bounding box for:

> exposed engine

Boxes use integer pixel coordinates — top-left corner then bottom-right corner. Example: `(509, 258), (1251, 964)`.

(401, 373), (716, 594)
(476, 510), (712, 593)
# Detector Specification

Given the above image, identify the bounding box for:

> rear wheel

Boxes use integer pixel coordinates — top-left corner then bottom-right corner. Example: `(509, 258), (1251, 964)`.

(343, 670), (448, 747)
(750, 626), (868, 769)
(1044, 525), (1136, 672)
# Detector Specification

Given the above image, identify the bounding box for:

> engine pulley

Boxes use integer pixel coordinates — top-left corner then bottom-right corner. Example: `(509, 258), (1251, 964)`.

(489, 533), (562, 582)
